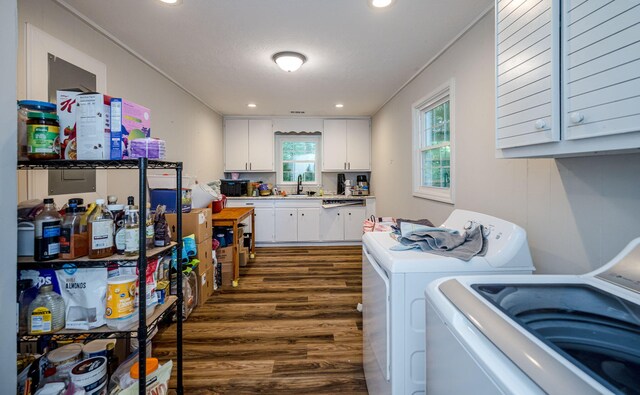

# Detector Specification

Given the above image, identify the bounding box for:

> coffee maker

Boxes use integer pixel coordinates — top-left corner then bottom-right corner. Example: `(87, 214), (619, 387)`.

(337, 173), (346, 195)
(353, 175), (369, 196)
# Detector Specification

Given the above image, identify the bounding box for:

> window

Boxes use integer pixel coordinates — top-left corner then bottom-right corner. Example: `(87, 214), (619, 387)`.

(276, 135), (321, 186)
(412, 80), (455, 203)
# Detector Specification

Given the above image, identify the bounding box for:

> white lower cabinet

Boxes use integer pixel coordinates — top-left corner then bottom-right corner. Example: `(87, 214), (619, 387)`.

(320, 205), (366, 241)
(254, 207), (275, 243)
(343, 206), (366, 241)
(275, 208), (298, 242)
(320, 208), (344, 241)
(297, 208), (320, 242)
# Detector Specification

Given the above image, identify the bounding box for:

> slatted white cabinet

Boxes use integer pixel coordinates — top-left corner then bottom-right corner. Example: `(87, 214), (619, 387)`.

(496, 0), (560, 148)
(563, 0), (640, 140)
(496, 0), (640, 158)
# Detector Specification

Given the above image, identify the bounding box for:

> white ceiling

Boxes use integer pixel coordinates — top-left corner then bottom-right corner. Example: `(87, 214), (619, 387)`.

(60, 0), (491, 116)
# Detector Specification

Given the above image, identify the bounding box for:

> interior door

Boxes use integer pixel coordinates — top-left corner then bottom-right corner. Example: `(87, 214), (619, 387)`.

(322, 119), (347, 171)
(248, 119), (274, 171)
(346, 119), (371, 170)
(224, 119), (249, 171)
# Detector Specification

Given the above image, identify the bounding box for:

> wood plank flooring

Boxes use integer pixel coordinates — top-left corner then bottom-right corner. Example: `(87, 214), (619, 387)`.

(154, 246), (368, 394)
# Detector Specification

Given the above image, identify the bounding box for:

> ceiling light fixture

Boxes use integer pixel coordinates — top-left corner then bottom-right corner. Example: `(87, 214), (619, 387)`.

(158, 0), (182, 5)
(335, 104), (344, 108)
(247, 103), (257, 108)
(272, 51), (307, 72)
(370, 0), (394, 8)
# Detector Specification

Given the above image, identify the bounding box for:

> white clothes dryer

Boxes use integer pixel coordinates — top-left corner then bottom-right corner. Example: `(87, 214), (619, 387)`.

(362, 209), (535, 395)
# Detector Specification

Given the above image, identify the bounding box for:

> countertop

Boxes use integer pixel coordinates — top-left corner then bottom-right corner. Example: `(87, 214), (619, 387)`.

(227, 194), (374, 200)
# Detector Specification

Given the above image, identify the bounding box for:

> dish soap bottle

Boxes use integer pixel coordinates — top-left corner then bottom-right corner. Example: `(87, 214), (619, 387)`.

(88, 198), (114, 259)
(34, 198), (62, 261)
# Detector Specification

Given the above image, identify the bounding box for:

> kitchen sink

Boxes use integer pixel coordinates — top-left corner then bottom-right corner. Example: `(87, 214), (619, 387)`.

(285, 194), (308, 197)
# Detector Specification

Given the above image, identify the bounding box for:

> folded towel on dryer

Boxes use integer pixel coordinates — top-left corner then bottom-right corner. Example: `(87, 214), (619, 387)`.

(390, 222), (487, 261)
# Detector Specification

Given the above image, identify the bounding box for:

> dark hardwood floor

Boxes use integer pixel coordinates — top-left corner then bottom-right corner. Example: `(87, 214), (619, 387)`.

(154, 246), (367, 394)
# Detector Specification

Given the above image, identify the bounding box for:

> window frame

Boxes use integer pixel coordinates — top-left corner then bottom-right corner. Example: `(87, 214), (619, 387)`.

(412, 79), (455, 204)
(275, 134), (322, 187)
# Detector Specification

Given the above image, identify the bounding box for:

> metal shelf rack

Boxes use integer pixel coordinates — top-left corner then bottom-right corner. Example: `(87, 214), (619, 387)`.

(17, 158), (184, 395)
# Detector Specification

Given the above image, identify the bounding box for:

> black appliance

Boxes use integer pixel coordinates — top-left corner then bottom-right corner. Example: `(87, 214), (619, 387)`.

(354, 174), (370, 196)
(220, 179), (249, 197)
(337, 173), (346, 195)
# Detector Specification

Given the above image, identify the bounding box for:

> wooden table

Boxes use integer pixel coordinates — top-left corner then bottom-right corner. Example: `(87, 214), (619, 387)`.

(211, 207), (255, 287)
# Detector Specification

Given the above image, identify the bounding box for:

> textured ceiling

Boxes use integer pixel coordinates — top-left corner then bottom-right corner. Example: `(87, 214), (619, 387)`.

(60, 0), (491, 116)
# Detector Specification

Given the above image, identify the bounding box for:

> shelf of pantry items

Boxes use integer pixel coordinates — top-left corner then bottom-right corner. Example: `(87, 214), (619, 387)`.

(17, 159), (182, 170)
(18, 242), (177, 269)
(18, 296), (177, 342)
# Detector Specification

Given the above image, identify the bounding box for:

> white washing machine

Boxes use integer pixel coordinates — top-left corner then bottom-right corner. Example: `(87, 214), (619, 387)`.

(425, 237), (640, 395)
(362, 209), (535, 395)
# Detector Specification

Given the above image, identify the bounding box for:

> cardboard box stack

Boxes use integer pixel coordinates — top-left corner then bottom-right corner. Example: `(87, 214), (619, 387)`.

(166, 208), (213, 307)
(216, 245), (234, 290)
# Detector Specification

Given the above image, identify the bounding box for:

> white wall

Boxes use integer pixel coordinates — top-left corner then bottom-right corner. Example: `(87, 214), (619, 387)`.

(372, 10), (640, 274)
(17, 0), (224, 201)
(1, 0), (18, 391)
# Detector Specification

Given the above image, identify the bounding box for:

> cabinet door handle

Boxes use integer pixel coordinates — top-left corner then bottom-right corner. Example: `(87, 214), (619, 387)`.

(534, 119), (546, 129)
(302, 213), (305, 216)
(349, 212), (352, 215)
(245, 163), (248, 170)
(570, 112), (584, 124)
(250, 162), (252, 170)
(337, 213), (340, 216)
(344, 162), (347, 169)
(348, 162), (351, 170)
(290, 213), (293, 216)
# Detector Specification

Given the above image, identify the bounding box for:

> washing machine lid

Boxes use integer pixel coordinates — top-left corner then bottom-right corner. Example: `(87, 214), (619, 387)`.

(439, 280), (623, 395)
(362, 230), (533, 274)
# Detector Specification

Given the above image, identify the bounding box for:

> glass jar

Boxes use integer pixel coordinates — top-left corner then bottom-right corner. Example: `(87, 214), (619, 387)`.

(60, 202), (88, 260)
(27, 112), (60, 160)
(18, 100), (56, 160)
(28, 284), (65, 334)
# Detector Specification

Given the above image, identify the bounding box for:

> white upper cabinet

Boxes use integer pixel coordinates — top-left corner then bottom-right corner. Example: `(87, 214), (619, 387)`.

(497, 0), (640, 158)
(495, 0), (560, 149)
(224, 119), (274, 171)
(323, 119), (371, 171)
(563, 0), (640, 140)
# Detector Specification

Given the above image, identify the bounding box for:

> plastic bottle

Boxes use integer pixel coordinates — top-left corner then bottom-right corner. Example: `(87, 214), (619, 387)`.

(88, 199), (114, 259)
(124, 206), (140, 256)
(34, 198), (62, 261)
(60, 200), (88, 259)
(145, 203), (154, 250)
(28, 284), (65, 334)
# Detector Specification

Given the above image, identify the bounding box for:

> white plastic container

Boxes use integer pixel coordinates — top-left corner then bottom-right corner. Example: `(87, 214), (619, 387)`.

(47, 343), (83, 376)
(18, 222), (35, 256)
(82, 339), (116, 358)
(70, 356), (107, 395)
(105, 275), (137, 330)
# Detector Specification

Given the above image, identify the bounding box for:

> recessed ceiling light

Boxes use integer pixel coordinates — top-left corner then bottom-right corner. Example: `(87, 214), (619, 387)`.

(335, 104), (344, 108)
(370, 0), (394, 8)
(158, 0), (182, 5)
(272, 51), (307, 72)
(247, 103), (257, 108)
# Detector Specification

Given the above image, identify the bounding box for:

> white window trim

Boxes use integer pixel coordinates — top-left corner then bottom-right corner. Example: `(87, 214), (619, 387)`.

(412, 79), (455, 204)
(275, 135), (322, 186)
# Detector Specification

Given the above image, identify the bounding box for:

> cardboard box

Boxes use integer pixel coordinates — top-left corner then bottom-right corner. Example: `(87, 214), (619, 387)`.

(221, 261), (233, 290)
(196, 238), (213, 273)
(215, 246), (233, 263)
(57, 90), (81, 160)
(196, 265), (214, 306)
(75, 93), (111, 159)
(110, 98), (151, 159)
(166, 208), (212, 243)
(239, 247), (249, 267)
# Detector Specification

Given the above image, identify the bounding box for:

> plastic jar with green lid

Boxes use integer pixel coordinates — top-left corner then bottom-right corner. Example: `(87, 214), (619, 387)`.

(27, 111), (60, 160)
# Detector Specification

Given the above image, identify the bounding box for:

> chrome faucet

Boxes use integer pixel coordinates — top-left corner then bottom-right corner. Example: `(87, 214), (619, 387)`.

(297, 174), (303, 195)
